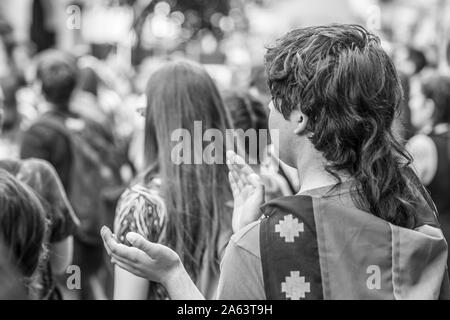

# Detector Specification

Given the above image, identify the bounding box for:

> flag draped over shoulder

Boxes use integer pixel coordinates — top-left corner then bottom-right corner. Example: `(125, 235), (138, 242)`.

(260, 182), (450, 300)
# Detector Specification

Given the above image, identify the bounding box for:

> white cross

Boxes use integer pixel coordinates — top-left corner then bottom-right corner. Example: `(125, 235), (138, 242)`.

(275, 214), (304, 243)
(281, 271), (311, 300)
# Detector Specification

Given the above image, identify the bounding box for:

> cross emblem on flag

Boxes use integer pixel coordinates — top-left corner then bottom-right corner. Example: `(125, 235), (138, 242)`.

(281, 271), (311, 300)
(275, 214), (304, 243)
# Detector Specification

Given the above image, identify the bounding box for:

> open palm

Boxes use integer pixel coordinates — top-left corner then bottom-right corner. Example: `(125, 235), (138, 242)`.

(226, 151), (265, 233)
(101, 227), (181, 284)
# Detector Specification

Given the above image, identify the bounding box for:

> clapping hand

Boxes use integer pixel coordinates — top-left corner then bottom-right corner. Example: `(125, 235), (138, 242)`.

(226, 151), (265, 233)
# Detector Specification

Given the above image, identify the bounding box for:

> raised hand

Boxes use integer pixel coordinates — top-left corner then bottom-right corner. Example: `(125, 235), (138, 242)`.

(226, 150), (265, 233)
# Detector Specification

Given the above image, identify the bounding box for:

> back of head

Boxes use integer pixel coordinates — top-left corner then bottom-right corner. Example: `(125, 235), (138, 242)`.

(265, 24), (419, 228)
(0, 169), (46, 279)
(0, 75), (22, 131)
(420, 73), (450, 125)
(144, 59), (232, 279)
(35, 50), (78, 109)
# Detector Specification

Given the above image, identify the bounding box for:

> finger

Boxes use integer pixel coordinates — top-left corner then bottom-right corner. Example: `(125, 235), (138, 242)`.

(233, 155), (255, 178)
(248, 173), (264, 191)
(228, 172), (239, 198)
(126, 232), (162, 257)
(101, 226), (114, 256)
(226, 150), (237, 169)
(232, 169), (244, 191)
(110, 249), (142, 267)
(226, 152), (241, 182)
(233, 152), (246, 166)
(104, 232), (141, 262)
(111, 257), (146, 278)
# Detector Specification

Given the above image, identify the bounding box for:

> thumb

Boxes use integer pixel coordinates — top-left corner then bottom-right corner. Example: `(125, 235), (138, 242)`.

(126, 232), (159, 257)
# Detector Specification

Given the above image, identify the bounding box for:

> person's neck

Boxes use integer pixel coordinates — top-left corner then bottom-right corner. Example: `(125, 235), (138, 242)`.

(295, 147), (349, 194)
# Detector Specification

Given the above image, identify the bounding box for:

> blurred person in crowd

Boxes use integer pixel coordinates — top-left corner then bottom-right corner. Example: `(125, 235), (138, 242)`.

(20, 50), (78, 191)
(0, 242), (29, 300)
(407, 73), (450, 270)
(0, 76), (28, 159)
(0, 169), (47, 299)
(21, 49), (127, 300)
(249, 65), (271, 107)
(0, 159), (79, 299)
(102, 25), (449, 300)
(0, 18), (17, 78)
(223, 90), (294, 201)
(397, 46), (429, 77)
(128, 57), (172, 172)
(71, 66), (111, 131)
(110, 60), (233, 300)
(394, 47), (429, 141)
(395, 71), (415, 141)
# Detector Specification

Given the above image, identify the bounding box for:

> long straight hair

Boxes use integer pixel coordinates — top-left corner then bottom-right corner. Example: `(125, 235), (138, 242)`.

(143, 60), (232, 280)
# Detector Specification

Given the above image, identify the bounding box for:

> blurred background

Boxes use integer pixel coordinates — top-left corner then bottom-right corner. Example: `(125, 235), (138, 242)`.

(1, 0), (450, 86)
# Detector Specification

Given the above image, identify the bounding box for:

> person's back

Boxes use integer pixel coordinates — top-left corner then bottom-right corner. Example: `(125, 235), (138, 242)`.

(20, 50), (78, 191)
(216, 25), (450, 300)
(427, 129), (450, 262)
(112, 60), (233, 300)
(407, 74), (450, 271)
(0, 75), (26, 160)
(0, 158), (79, 299)
(218, 174), (449, 299)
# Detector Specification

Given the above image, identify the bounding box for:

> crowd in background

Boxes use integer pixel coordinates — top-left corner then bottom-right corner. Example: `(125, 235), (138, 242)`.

(0, 0), (450, 300)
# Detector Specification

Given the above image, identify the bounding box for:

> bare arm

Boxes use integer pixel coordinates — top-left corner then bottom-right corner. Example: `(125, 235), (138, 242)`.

(113, 266), (149, 300)
(101, 227), (204, 300)
(49, 236), (73, 275)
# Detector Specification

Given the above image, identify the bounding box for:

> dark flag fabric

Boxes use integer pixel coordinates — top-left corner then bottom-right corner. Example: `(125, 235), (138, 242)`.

(260, 181), (450, 300)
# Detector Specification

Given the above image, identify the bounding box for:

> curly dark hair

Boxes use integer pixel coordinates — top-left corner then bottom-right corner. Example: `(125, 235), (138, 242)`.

(265, 24), (421, 228)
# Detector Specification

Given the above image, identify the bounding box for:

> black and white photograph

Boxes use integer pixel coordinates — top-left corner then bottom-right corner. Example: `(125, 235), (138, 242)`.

(0, 0), (449, 307)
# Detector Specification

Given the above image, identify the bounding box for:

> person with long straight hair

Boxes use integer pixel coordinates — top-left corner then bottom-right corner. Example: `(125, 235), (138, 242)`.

(102, 25), (449, 300)
(111, 59), (233, 300)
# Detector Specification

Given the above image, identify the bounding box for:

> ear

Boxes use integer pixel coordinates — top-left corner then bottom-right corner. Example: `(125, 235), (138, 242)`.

(292, 110), (308, 135)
